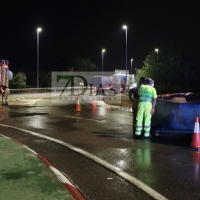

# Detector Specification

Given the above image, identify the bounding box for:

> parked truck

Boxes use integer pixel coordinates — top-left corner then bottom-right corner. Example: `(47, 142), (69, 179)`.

(85, 76), (112, 94)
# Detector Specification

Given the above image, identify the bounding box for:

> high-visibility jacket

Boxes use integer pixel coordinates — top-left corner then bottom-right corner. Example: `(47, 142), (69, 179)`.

(138, 85), (157, 103)
(135, 85), (157, 137)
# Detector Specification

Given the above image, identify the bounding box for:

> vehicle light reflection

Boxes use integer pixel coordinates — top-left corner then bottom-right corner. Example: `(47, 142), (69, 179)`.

(192, 151), (200, 180)
(27, 116), (45, 129)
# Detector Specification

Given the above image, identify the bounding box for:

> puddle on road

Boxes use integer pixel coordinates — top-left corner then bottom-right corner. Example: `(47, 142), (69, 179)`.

(92, 131), (130, 138)
(8, 113), (49, 118)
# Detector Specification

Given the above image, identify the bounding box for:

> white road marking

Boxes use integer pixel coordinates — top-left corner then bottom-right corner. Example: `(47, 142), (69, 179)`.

(29, 99), (42, 106)
(0, 124), (168, 200)
(24, 145), (37, 154)
(0, 135), (11, 139)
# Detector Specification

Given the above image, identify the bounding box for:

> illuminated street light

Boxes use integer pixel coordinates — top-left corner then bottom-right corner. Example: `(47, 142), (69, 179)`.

(155, 48), (159, 59)
(131, 58), (133, 82)
(102, 49), (106, 76)
(37, 27), (42, 88)
(123, 25), (128, 89)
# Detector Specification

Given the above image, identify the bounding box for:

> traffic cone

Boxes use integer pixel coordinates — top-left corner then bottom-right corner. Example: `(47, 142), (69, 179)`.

(75, 95), (81, 112)
(92, 101), (96, 109)
(191, 117), (200, 149)
(92, 101), (96, 113)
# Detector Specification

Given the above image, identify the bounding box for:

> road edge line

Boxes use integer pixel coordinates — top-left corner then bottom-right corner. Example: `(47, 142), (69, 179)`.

(0, 124), (168, 200)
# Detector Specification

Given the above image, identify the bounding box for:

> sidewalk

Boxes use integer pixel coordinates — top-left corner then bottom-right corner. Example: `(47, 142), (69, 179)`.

(0, 135), (76, 200)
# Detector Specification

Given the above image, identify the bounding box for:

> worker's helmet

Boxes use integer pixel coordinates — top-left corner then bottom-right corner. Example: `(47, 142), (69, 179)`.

(139, 77), (147, 85)
(146, 78), (154, 87)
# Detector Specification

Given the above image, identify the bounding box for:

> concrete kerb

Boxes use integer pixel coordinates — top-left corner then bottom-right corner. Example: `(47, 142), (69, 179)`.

(27, 147), (86, 200)
(0, 134), (86, 200)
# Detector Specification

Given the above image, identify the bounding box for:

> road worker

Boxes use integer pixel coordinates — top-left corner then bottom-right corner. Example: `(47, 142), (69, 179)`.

(128, 77), (147, 136)
(134, 78), (157, 139)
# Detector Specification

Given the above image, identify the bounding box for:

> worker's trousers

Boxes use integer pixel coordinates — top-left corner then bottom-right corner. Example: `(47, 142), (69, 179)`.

(132, 98), (139, 133)
(135, 102), (152, 137)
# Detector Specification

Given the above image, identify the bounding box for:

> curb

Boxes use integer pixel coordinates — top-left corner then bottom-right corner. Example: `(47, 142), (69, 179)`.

(35, 152), (86, 200)
(1, 134), (86, 200)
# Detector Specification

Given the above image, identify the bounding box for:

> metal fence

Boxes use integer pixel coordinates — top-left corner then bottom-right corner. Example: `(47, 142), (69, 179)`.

(9, 87), (87, 94)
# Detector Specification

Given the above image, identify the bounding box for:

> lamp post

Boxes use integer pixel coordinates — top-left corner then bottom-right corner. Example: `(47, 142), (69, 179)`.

(131, 58), (133, 82)
(37, 27), (42, 88)
(123, 25), (128, 89)
(155, 48), (159, 60)
(102, 49), (105, 76)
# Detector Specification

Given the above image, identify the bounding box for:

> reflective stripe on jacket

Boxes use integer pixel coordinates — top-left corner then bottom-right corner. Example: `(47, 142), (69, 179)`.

(138, 85), (157, 102)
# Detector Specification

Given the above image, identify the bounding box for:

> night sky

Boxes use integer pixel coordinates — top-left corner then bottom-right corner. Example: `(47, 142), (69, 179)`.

(0, 0), (199, 74)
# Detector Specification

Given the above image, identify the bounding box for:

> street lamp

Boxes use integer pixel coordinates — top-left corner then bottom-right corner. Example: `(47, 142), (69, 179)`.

(123, 25), (128, 89)
(37, 27), (42, 88)
(155, 48), (159, 59)
(102, 49), (105, 76)
(131, 58), (133, 82)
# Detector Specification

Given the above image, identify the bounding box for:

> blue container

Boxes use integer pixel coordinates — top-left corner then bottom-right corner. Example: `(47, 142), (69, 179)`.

(151, 93), (200, 134)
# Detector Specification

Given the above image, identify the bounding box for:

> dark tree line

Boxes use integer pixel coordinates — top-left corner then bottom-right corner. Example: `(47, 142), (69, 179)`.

(135, 50), (200, 94)
(9, 53), (200, 93)
(9, 57), (97, 88)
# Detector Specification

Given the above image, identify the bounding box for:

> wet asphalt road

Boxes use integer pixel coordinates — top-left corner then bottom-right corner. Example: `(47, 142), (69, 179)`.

(1, 94), (200, 200)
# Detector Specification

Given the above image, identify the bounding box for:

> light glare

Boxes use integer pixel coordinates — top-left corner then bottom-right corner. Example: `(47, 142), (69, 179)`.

(123, 25), (127, 29)
(37, 28), (42, 32)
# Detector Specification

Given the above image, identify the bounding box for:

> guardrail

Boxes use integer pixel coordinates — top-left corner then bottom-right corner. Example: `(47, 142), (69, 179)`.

(9, 87), (90, 94)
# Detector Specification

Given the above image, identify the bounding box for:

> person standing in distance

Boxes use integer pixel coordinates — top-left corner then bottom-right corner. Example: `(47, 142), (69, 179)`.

(134, 78), (157, 139)
(0, 85), (4, 104)
(2, 83), (10, 105)
(128, 77), (147, 135)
